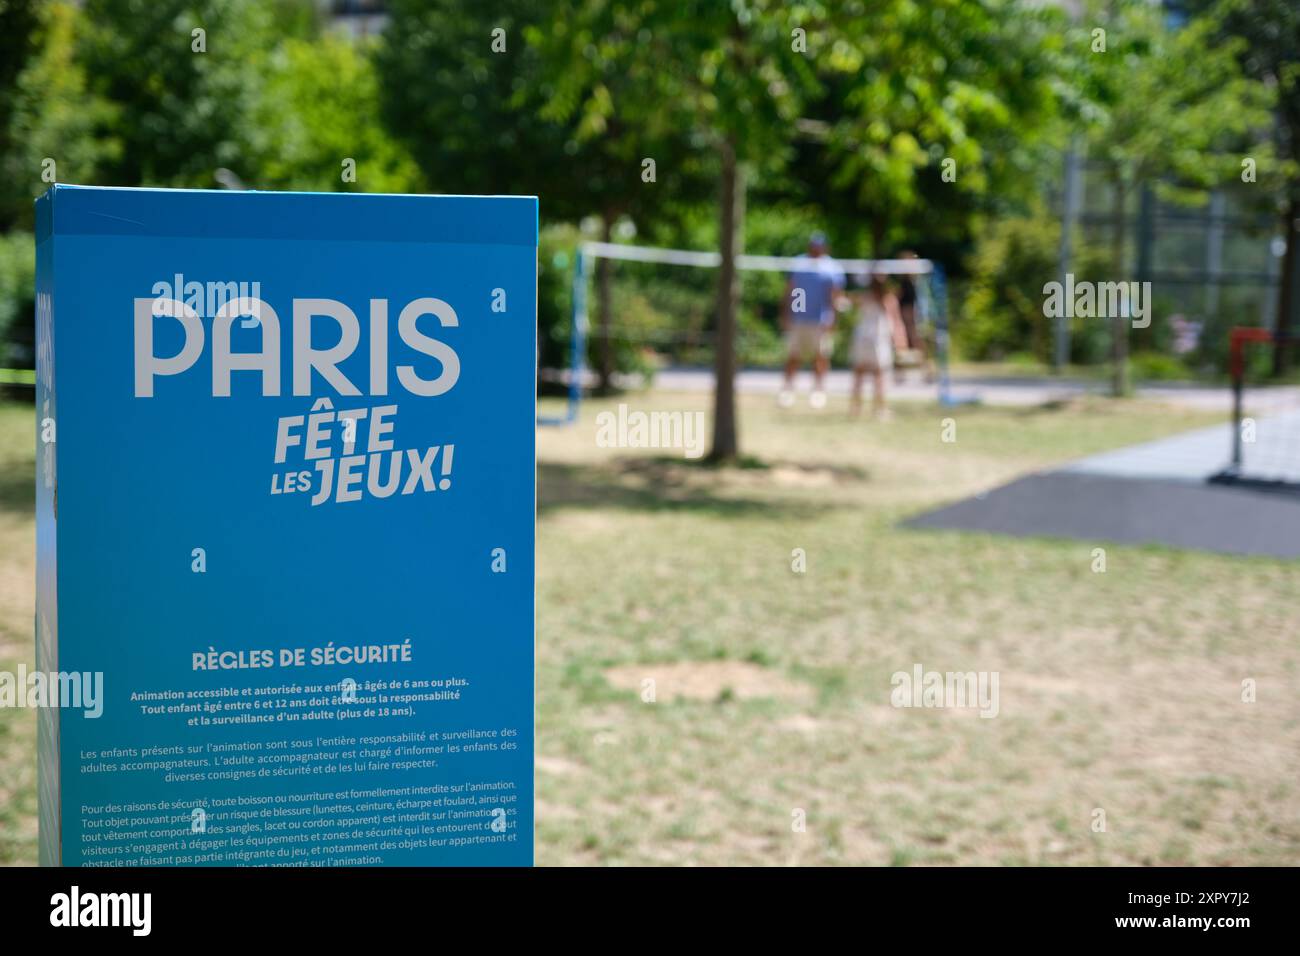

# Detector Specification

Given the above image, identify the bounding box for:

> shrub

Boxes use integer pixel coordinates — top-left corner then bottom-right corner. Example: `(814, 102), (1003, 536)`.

(956, 211), (1109, 364)
(0, 233), (36, 369)
(1130, 350), (1191, 382)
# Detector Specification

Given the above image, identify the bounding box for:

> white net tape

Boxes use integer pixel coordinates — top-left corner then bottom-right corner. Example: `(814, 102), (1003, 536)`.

(581, 241), (933, 277)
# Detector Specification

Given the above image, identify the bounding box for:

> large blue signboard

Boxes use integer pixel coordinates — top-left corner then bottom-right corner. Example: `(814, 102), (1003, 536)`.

(34, 185), (536, 866)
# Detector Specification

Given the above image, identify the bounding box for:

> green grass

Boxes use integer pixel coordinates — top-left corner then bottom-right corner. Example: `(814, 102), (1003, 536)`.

(3, 391), (1299, 866)
(533, 390), (1300, 865)
(0, 399), (35, 864)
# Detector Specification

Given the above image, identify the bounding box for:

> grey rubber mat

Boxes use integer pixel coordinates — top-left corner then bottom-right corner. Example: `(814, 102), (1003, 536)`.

(905, 471), (1300, 559)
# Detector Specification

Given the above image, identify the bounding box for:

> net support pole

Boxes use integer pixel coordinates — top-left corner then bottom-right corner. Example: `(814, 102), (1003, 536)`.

(1054, 141), (1083, 372)
(538, 246), (587, 426)
(568, 247), (588, 422)
(1226, 326), (1272, 473)
(931, 263), (954, 407)
(1231, 368), (1243, 473)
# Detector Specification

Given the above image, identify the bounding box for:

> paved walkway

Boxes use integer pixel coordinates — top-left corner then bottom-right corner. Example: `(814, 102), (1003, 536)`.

(906, 401), (1300, 557)
(644, 366), (1300, 413)
(1064, 422), (1234, 483)
(1063, 408), (1300, 485)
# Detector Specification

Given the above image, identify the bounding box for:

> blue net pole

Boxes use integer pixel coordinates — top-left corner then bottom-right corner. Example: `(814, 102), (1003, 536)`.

(539, 247), (587, 426)
(930, 263), (954, 406)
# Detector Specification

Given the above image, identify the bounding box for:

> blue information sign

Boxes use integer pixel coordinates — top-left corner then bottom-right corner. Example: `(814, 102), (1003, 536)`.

(34, 185), (536, 866)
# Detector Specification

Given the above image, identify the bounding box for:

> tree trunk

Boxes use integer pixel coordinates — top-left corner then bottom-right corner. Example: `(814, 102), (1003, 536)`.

(595, 213), (615, 394)
(710, 136), (744, 462)
(1111, 181), (1129, 397)
(1272, 197), (1298, 377)
(871, 216), (887, 259)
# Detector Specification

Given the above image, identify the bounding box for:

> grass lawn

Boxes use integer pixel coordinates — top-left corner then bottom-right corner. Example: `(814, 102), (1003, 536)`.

(0, 399), (35, 864)
(3, 390), (1298, 865)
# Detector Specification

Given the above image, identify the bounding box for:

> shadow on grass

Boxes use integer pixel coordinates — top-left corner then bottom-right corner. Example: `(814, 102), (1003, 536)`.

(539, 456), (854, 519)
(650, 453), (870, 482)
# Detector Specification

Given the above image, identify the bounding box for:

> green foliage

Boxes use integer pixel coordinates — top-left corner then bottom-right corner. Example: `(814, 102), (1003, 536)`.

(1076, 1), (1275, 205)
(532, 0), (827, 451)
(0, 0), (1290, 391)
(0, 2), (115, 229)
(0, 0), (39, 149)
(252, 35), (422, 193)
(0, 232), (34, 368)
(1130, 351), (1192, 382)
(1194, 0), (1300, 372)
(561, 204), (830, 374)
(377, 1), (710, 230)
(376, 1), (563, 200)
(532, 0), (819, 170)
(957, 211), (1109, 363)
(75, 1), (415, 193)
(0, 0), (42, 185)
(538, 225), (579, 373)
(77, 0), (303, 187)
(1062, 1), (1277, 393)
(1194, 0), (1300, 200)
(540, 221), (811, 380)
(815, 0), (1065, 253)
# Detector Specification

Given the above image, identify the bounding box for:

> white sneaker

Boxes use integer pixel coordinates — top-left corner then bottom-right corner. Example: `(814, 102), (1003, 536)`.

(809, 390), (827, 409)
(777, 389), (795, 408)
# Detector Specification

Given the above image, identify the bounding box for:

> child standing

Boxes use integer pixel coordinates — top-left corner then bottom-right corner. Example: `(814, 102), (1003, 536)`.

(849, 275), (905, 419)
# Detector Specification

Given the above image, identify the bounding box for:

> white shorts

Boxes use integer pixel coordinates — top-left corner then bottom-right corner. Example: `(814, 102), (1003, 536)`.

(786, 324), (831, 360)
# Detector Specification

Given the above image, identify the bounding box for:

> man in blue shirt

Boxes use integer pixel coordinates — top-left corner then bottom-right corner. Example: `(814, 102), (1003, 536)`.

(779, 232), (846, 409)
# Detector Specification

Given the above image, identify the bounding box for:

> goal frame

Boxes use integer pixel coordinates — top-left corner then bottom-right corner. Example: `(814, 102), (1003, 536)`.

(1215, 325), (1300, 488)
(540, 240), (957, 426)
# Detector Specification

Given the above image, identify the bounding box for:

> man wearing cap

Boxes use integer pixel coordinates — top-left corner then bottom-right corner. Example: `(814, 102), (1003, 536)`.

(779, 232), (846, 409)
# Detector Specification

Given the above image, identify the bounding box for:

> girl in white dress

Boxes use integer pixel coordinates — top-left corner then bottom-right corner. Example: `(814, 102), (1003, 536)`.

(850, 275), (906, 419)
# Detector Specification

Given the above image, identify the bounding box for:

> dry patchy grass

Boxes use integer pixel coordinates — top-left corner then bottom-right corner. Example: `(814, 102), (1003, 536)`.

(533, 391), (1300, 866)
(2, 391), (1297, 866)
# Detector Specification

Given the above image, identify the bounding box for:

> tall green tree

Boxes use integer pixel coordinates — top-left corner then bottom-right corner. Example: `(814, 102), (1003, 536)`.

(252, 34), (423, 194)
(1192, 0), (1300, 374)
(534, 0), (822, 460)
(0, 0), (41, 213)
(76, 0), (306, 187)
(538, 0), (1077, 457)
(376, 0), (709, 394)
(808, 0), (1063, 257)
(525, 12), (712, 394)
(1075, 1), (1275, 394)
(0, 1), (115, 229)
(375, 1), (573, 201)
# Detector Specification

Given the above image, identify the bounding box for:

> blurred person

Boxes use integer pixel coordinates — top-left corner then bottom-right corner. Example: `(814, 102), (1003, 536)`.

(778, 232), (846, 409)
(894, 250), (935, 384)
(849, 274), (907, 420)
